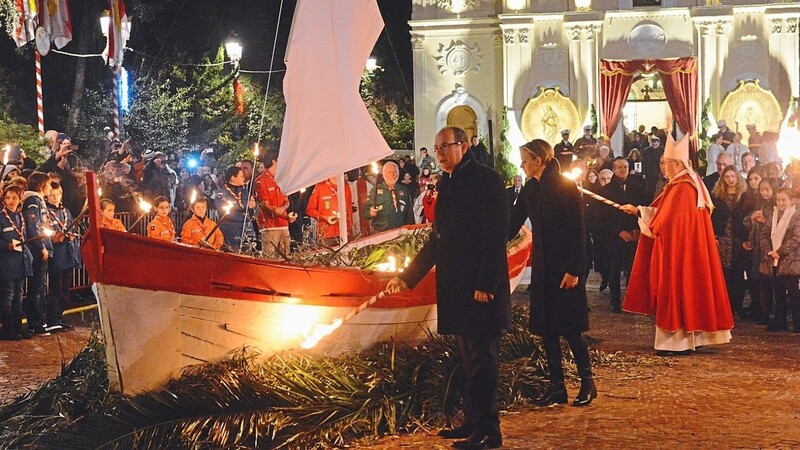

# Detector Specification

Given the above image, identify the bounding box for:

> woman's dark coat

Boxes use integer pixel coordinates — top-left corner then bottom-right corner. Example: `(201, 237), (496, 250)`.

(400, 151), (511, 336)
(510, 159), (589, 335)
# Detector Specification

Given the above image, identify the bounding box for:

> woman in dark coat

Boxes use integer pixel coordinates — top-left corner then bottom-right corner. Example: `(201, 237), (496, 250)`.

(509, 139), (596, 407)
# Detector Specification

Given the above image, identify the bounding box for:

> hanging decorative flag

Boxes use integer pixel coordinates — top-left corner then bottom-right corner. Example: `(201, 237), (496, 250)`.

(12, 0), (36, 47)
(49, 0), (73, 49)
(106, 0), (128, 68)
(233, 78), (246, 116)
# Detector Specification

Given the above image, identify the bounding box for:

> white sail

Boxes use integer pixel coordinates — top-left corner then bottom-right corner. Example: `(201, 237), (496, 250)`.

(275, 0), (392, 194)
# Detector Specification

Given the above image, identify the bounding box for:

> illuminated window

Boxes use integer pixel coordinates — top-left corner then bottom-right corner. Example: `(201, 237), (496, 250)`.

(633, 0), (661, 6)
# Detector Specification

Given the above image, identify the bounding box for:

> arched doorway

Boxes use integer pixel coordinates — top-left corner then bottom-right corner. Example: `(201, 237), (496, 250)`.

(447, 105), (477, 140)
(622, 72), (673, 137)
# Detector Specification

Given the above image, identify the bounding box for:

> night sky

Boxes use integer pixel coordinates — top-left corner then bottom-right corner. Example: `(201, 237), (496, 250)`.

(0, 0), (412, 130)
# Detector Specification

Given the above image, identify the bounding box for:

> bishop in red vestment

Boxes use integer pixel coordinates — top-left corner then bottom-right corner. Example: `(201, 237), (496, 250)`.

(621, 135), (734, 352)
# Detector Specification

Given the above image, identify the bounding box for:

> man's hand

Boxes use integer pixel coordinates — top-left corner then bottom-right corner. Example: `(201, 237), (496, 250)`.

(326, 215), (338, 225)
(369, 206), (381, 217)
(619, 230), (634, 242)
(52, 232), (66, 244)
(620, 204), (639, 215)
(474, 290), (494, 303)
(560, 273), (579, 290)
(41, 249), (49, 261)
(385, 277), (408, 295)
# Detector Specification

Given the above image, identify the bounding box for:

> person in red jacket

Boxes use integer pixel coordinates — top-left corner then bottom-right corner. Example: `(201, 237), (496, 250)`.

(306, 176), (352, 247)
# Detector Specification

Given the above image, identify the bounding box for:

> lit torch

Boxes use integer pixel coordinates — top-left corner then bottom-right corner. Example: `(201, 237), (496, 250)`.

(202, 201), (234, 246)
(16, 226), (55, 247)
(370, 162), (382, 211)
(127, 198), (153, 232)
(0, 145), (10, 180)
(189, 189), (197, 205)
(563, 168), (625, 210)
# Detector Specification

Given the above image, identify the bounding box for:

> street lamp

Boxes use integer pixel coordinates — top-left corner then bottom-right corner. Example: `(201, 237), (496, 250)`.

(507, 0), (526, 12)
(365, 57), (379, 74)
(575, 0), (592, 11)
(225, 36), (243, 68)
(100, 10), (110, 36)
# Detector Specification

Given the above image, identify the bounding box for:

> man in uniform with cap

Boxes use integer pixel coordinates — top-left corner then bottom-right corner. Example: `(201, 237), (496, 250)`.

(620, 134), (733, 355)
(554, 129), (575, 172)
(717, 120), (736, 148)
(746, 123), (763, 161)
(572, 125), (597, 160)
(641, 135), (663, 200)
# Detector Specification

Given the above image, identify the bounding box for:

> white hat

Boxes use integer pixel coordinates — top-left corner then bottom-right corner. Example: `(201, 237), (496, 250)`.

(664, 133), (714, 210)
(717, 119), (726, 127)
(2, 165), (19, 180)
(561, 129), (570, 135)
(583, 125), (592, 131)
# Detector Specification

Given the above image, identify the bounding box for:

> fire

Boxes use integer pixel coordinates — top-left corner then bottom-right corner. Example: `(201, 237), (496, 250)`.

(42, 227), (55, 237)
(371, 162), (379, 175)
(777, 125), (800, 168)
(138, 199), (152, 213)
(189, 189), (197, 204)
(375, 255), (411, 272)
(563, 167), (584, 181)
(2, 145), (8, 165)
(222, 200), (234, 215)
(254, 143), (260, 157)
(300, 319), (343, 349)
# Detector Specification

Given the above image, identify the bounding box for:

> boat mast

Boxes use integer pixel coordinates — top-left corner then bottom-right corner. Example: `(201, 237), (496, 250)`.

(337, 172), (348, 245)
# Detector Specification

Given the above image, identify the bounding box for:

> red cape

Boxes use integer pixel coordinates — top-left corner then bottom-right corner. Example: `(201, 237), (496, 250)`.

(623, 174), (734, 332)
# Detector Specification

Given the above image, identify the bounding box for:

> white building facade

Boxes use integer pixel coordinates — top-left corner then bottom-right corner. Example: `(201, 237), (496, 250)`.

(410, 0), (800, 163)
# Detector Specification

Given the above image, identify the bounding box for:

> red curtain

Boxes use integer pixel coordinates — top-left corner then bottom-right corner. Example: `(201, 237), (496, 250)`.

(600, 57), (699, 167)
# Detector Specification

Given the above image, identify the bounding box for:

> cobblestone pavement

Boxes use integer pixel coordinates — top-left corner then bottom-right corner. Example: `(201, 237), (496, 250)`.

(359, 274), (800, 449)
(0, 319), (92, 405)
(2, 279), (799, 449)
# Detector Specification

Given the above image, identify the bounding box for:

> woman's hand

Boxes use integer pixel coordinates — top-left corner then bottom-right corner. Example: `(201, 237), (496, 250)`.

(742, 241), (752, 251)
(560, 273), (579, 290)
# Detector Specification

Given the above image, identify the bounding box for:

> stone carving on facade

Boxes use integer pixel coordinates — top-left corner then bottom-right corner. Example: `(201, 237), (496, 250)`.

(536, 45), (566, 74)
(718, 79), (783, 144)
(788, 18), (798, 34)
(771, 18), (783, 34)
(565, 25), (583, 42)
(435, 40), (482, 76)
(519, 86), (581, 145)
(411, 34), (425, 50)
(583, 24), (601, 41)
(518, 28), (530, 44)
(451, 85), (470, 106)
(627, 23), (667, 56)
(503, 28), (515, 44)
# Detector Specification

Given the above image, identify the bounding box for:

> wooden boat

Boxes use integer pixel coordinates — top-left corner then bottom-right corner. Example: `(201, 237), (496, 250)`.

(81, 173), (532, 394)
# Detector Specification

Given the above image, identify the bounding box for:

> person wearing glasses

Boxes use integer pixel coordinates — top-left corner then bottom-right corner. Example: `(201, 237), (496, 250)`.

(147, 196), (176, 242)
(620, 135), (733, 356)
(386, 127), (510, 450)
(362, 161), (415, 233)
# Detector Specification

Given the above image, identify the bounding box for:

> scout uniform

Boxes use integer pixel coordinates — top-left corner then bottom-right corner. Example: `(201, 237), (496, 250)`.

(147, 214), (176, 242)
(22, 192), (53, 333)
(0, 206), (33, 340)
(46, 201), (82, 328)
(362, 183), (415, 233)
(306, 179), (353, 241)
(180, 214), (224, 250)
(101, 216), (127, 231)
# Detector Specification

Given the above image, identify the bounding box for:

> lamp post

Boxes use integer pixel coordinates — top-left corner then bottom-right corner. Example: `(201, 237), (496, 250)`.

(225, 34), (245, 117)
(575, 0), (592, 11)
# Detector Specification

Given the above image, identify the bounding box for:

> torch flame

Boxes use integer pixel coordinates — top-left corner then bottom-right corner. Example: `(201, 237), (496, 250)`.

(371, 162), (379, 175)
(139, 199), (153, 213)
(563, 167), (584, 181)
(189, 189), (197, 204)
(777, 126), (800, 168)
(300, 319), (343, 349)
(254, 143), (260, 157)
(2, 145), (9, 165)
(97, 188), (103, 197)
(223, 200), (234, 215)
(42, 227), (55, 237)
(300, 188), (306, 194)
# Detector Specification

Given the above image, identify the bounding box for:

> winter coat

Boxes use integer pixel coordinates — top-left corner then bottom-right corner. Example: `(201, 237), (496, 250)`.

(22, 192), (54, 255)
(510, 159), (589, 335)
(757, 207), (800, 277)
(46, 203), (82, 272)
(400, 151), (511, 336)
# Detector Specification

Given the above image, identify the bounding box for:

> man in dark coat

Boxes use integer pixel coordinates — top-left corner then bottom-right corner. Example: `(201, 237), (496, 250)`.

(469, 135), (491, 167)
(600, 157), (648, 313)
(387, 126), (510, 450)
(506, 174), (523, 209)
(641, 135), (663, 200)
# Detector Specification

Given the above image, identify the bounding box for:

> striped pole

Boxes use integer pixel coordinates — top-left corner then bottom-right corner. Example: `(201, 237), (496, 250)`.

(300, 291), (386, 349)
(35, 50), (44, 136)
(112, 67), (120, 137)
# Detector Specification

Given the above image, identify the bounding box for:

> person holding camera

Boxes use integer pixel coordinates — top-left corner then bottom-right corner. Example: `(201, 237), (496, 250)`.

(41, 134), (82, 217)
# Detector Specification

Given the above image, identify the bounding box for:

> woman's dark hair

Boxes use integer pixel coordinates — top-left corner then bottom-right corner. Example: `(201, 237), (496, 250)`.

(27, 171), (51, 192)
(224, 165), (242, 182)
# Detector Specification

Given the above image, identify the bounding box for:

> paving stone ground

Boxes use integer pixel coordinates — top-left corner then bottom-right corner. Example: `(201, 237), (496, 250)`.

(359, 274), (800, 449)
(1, 277), (798, 449)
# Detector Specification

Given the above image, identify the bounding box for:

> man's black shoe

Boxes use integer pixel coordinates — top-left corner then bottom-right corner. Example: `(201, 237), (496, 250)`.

(533, 385), (568, 407)
(438, 424), (475, 439)
(55, 321), (73, 330)
(655, 349), (691, 357)
(611, 306), (622, 314)
(452, 432), (502, 450)
(29, 325), (51, 336)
